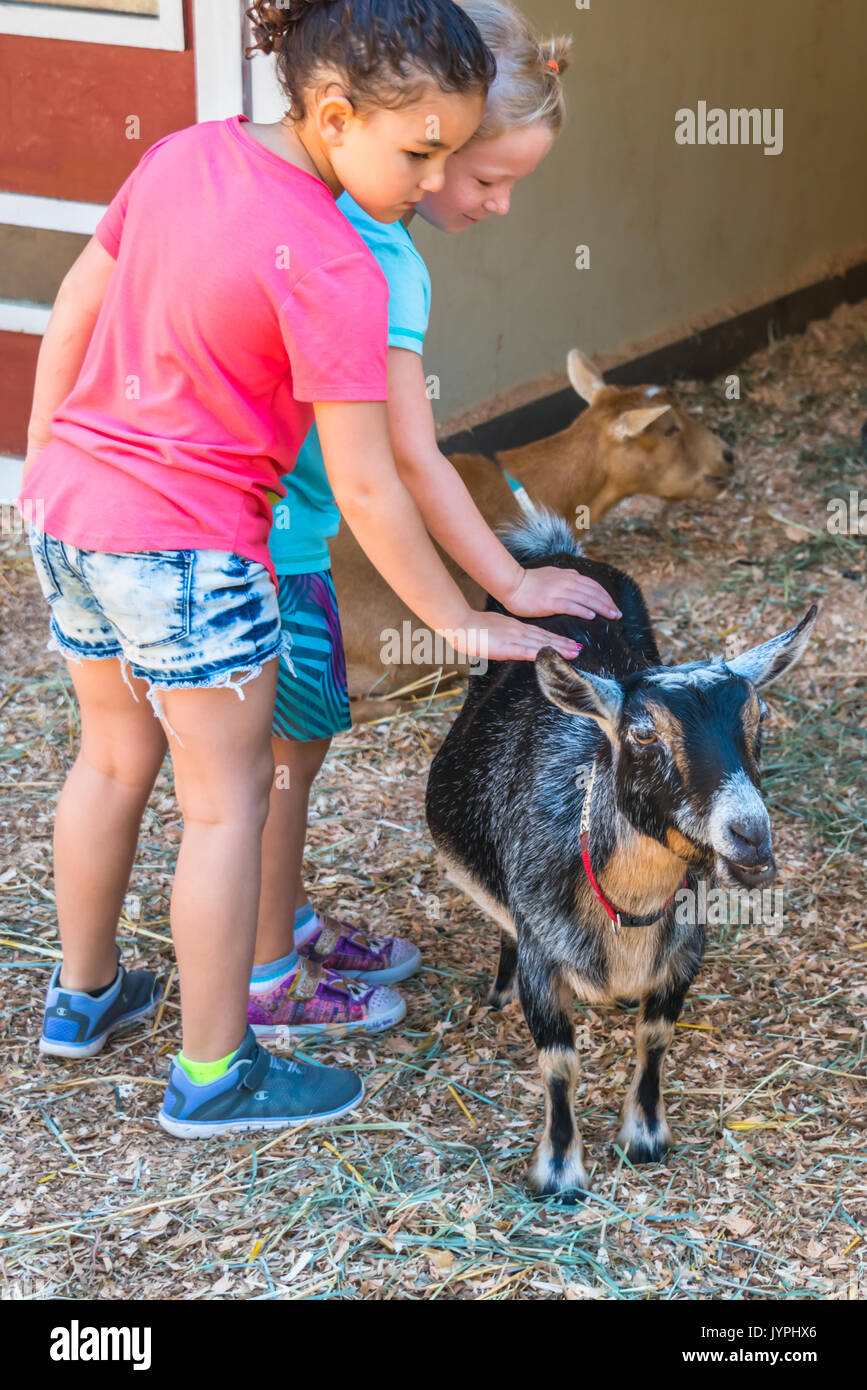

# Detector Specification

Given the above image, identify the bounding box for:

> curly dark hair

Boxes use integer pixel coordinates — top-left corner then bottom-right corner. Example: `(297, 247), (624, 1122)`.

(245, 0), (496, 120)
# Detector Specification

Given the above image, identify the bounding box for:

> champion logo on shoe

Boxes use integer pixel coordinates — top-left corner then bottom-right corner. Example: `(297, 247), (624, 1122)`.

(56, 1006), (68, 1016)
(254, 1091), (269, 1102)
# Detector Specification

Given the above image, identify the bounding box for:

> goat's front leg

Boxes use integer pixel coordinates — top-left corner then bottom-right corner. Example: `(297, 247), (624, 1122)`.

(517, 935), (589, 1201)
(618, 977), (689, 1163)
(488, 928), (518, 1008)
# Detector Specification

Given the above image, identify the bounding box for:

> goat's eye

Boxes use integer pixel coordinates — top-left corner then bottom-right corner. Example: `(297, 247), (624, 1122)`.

(664, 424), (680, 437)
(632, 730), (658, 745)
(758, 699), (769, 722)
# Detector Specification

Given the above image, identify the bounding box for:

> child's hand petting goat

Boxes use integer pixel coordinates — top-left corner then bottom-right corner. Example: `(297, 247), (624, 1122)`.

(501, 563), (623, 623)
(438, 609), (585, 664)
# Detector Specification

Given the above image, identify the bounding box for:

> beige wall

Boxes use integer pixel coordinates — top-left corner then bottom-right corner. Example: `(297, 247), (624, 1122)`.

(415, 0), (867, 430)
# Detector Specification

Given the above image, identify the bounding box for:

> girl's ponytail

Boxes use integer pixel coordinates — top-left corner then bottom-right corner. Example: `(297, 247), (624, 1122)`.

(246, 1), (339, 54)
(458, 0), (573, 141)
(540, 33), (571, 83)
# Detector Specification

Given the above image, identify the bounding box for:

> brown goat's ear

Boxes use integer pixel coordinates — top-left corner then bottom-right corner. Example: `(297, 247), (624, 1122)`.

(535, 648), (622, 735)
(609, 404), (672, 441)
(567, 348), (606, 403)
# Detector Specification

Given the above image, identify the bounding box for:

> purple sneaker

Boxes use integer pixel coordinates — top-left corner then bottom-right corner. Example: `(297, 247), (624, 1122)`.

(298, 914), (421, 985)
(248, 957), (405, 1042)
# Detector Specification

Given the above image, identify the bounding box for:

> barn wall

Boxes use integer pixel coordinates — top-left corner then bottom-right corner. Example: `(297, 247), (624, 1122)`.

(413, 0), (867, 428)
(0, 22), (196, 203)
(0, 331), (41, 457)
(1, 0), (864, 455)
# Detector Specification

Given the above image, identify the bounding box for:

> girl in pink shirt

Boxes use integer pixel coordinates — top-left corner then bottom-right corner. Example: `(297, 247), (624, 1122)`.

(20, 0), (614, 1135)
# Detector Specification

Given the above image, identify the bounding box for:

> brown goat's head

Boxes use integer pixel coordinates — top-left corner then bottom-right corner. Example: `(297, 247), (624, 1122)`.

(567, 348), (736, 505)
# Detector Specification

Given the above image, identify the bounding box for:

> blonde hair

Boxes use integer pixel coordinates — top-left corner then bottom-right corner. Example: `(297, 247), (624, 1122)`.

(459, 0), (572, 142)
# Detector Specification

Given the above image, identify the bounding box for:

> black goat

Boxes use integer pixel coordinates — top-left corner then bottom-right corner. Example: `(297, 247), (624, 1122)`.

(425, 510), (817, 1199)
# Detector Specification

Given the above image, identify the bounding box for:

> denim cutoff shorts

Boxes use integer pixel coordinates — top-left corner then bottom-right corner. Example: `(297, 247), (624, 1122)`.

(27, 524), (295, 748)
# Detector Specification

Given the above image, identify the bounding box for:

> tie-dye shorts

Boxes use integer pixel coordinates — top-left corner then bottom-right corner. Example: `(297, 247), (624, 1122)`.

(272, 570), (352, 743)
(27, 523), (293, 747)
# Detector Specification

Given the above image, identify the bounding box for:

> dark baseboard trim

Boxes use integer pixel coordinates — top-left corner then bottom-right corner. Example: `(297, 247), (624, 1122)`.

(438, 260), (867, 459)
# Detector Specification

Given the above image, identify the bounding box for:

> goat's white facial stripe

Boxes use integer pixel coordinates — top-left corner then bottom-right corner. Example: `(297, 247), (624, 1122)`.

(707, 768), (769, 856)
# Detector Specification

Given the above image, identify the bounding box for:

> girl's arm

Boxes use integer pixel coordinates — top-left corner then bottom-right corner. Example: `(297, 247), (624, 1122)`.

(385, 348), (621, 622)
(21, 237), (116, 488)
(315, 400), (583, 664)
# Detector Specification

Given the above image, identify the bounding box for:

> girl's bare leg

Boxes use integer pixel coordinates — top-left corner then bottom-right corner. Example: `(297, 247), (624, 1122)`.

(255, 735), (331, 966)
(159, 664), (278, 1062)
(53, 657), (168, 992)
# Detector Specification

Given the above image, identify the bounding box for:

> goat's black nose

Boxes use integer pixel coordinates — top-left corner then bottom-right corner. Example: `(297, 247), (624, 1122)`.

(727, 820), (772, 865)
(723, 448), (735, 465)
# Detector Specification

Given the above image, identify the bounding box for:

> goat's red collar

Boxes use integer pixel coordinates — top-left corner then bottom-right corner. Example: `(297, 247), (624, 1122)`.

(579, 757), (687, 934)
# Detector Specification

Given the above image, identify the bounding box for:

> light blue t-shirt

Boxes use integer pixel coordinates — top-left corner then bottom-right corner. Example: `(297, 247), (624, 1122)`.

(269, 192), (432, 576)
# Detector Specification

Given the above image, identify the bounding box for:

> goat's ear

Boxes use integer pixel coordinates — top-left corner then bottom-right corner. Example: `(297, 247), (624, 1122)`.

(725, 606), (819, 689)
(609, 404), (672, 441)
(567, 348), (605, 403)
(535, 648), (622, 732)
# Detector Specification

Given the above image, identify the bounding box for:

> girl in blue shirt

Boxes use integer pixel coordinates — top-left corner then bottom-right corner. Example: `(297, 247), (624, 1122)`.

(249, 2), (617, 1039)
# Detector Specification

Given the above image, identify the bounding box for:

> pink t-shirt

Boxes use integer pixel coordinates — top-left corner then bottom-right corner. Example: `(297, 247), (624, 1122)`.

(21, 116), (389, 593)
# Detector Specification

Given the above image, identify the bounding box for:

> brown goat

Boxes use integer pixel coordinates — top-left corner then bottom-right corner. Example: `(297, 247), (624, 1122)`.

(331, 350), (735, 704)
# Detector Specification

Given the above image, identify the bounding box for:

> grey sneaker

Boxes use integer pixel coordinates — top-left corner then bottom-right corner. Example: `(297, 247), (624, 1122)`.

(40, 946), (160, 1058)
(157, 1025), (364, 1138)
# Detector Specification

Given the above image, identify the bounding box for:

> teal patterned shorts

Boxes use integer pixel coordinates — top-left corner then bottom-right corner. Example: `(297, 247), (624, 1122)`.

(272, 570), (352, 742)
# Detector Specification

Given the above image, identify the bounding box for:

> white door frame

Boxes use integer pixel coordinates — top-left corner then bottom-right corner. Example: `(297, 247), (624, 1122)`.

(193, 0), (283, 123)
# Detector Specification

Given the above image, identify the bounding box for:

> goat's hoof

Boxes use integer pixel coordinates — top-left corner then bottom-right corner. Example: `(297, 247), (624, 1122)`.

(625, 1138), (669, 1165)
(532, 1182), (589, 1206)
(487, 984), (518, 1010)
(529, 1145), (590, 1202)
(618, 1117), (672, 1165)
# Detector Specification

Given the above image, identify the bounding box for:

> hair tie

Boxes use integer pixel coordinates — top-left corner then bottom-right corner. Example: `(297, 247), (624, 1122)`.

(546, 58), (559, 73)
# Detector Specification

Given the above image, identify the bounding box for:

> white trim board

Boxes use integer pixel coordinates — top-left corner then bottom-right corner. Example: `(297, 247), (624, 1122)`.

(193, 0), (244, 123)
(193, 1), (285, 124)
(0, 456), (26, 495)
(245, 28), (284, 124)
(0, 1), (185, 50)
(0, 300), (51, 334)
(248, 49), (285, 124)
(0, 192), (107, 234)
